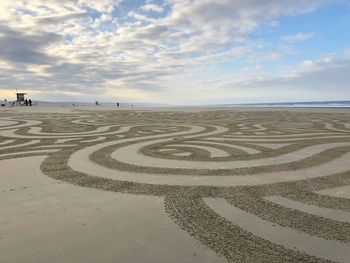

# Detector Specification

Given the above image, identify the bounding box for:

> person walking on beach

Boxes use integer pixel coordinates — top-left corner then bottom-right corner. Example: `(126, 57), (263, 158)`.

(24, 99), (28, 106)
(28, 99), (32, 106)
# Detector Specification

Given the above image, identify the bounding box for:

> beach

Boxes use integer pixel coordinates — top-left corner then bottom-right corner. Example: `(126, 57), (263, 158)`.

(0, 106), (349, 263)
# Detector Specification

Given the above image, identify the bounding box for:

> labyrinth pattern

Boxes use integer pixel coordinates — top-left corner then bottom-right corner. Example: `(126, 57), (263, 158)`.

(1, 109), (350, 262)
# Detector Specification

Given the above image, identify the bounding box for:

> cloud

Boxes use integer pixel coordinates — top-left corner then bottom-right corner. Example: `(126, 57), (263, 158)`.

(36, 12), (89, 24)
(211, 56), (350, 103)
(0, 25), (62, 65)
(282, 32), (317, 43)
(0, 0), (347, 103)
(141, 4), (164, 13)
(77, 0), (122, 13)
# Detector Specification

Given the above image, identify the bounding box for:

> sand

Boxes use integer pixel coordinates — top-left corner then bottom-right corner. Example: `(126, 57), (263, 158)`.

(0, 105), (349, 262)
(0, 157), (224, 263)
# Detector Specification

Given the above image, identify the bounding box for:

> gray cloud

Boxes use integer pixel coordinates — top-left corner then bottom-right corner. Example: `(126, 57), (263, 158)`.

(0, 25), (62, 65)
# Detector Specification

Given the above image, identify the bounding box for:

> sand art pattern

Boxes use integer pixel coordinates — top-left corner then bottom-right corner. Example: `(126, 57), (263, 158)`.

(1, 110), (350, 262)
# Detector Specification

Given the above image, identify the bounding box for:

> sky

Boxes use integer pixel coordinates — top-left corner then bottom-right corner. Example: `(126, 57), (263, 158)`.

(0, 0), (349, 105)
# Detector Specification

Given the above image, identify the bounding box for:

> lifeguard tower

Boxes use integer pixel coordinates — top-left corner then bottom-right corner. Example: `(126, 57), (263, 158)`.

(15, 92), (27, 106)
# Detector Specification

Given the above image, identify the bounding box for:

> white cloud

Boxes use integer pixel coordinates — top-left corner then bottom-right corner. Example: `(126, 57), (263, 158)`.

(141, 4), (164, 13)
(282, 32), (317, 43)
(77, 0), (121, 13)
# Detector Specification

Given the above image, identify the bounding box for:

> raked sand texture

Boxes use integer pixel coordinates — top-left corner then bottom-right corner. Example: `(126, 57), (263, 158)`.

(0, 106), (350, 263)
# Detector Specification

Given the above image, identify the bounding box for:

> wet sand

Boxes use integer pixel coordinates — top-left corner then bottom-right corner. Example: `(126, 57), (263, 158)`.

(0, 157), (224, 263)
(0, 106), (349, 262)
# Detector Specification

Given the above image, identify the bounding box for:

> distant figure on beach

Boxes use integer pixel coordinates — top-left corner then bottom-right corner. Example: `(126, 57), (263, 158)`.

(117, 102), (119, 107)
(28, 99), (32, 106)
(24, 99), (28, 106)
(132, 104), (134, 109)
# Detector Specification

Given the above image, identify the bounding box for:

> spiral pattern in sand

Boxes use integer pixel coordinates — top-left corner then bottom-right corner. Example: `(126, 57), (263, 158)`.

(1, 109), (350, 262)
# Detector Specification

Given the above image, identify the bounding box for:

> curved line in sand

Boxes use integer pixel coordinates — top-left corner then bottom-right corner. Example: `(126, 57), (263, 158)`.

(324, 123), (350, 133)
(68, 123), (350, 186)
(206, 135), (350, 142)
(27, 125), (115, 136)
(185, 140), (261, 154)
(168, 144), (230, 157)
(0, 149), (59, 158)
(219, 132), (345, 138)
(316, 185), (350, 199)
(0, 140), (41, 150)
(111, 141), (350, 169)
(0, 140), (15, 146)
(264, 195), (350, 223)
(0, 119), (18, 127)
(0, 118), (41, 130)
(0, 126), (133, 139)
(204, 198), (350, 263)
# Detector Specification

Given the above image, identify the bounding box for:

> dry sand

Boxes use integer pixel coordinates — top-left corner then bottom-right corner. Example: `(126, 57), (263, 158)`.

(0, 105), (349, 263)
